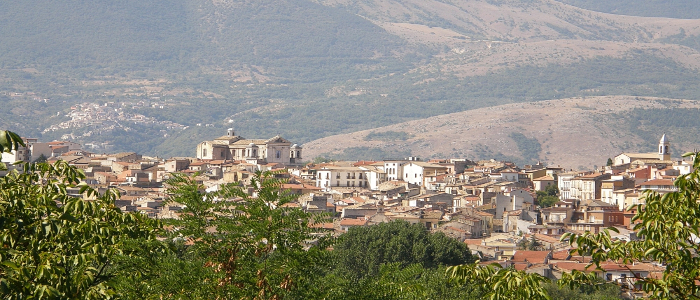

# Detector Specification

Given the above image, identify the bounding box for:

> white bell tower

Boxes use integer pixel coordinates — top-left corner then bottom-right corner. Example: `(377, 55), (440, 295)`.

(658, 134), (670, 161)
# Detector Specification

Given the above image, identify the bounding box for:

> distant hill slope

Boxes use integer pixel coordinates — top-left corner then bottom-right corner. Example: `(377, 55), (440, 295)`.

(303, 96), (700, 169)
(0, 0), (405, 81)
(316, 0), (700, 42)
(556, 0), (700, 19)
(4, 0), (700, 158)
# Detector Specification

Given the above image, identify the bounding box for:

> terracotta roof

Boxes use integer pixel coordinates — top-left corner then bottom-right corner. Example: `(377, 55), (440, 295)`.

(353, 161), (377, 166)
(512, 250), (551, 264)
(551, 249), (571, 260)
(638, 179), (674, 187)
(340, 218), (368, 226)
(533, 175), (555, 181)
(553, 262), (595, 273)
(533, 234), (562, 245)
(464, 239), (482, 246)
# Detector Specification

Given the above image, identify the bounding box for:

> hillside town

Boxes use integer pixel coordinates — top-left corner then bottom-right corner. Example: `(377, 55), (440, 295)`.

(1, 129), (687, 298)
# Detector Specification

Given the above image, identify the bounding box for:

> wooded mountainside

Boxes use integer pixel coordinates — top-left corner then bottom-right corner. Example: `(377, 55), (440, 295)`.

(2, 0), (700, 160)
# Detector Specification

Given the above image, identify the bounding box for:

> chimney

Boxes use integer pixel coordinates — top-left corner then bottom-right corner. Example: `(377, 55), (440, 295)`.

(227, 128), (234, 137)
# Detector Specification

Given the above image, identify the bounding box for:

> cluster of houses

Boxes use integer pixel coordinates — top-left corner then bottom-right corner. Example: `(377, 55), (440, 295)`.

(41, 101), (186, 147)
(1, 130), (687, 297)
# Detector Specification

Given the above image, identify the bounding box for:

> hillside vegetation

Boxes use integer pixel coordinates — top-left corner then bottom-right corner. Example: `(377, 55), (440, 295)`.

(303, 97), (700, 168)
(3, 0), (700, 158)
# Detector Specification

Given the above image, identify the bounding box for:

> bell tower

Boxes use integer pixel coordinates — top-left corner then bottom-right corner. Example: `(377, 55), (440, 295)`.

(658, 134), (670, 161)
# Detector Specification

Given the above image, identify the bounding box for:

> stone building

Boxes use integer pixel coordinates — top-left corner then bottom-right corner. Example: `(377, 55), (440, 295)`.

(195, 129), (302, 166)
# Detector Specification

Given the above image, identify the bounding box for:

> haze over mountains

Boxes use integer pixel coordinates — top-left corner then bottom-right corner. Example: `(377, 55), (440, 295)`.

(2, 0), (700, 163)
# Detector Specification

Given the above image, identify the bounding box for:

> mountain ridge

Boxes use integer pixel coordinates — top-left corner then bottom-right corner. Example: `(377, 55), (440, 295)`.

(3, 0), (700, 158)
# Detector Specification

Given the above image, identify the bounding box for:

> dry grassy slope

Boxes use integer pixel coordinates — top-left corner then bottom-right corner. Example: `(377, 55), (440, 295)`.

(319, 0), (700, 42)
(317, 0), (700, 75)
(303, 96), (700, 169)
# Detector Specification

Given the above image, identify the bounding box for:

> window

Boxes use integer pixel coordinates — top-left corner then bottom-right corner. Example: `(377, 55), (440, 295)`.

(276, 150), (281, 158)
(346, 181), (349, 186)
(202, 148), (207, 157)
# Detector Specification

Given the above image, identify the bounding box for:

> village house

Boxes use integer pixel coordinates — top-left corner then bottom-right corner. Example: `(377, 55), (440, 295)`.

(316, 166), (370, 191)
(569, 173), (611, 201)
(600, 175), (635, 206)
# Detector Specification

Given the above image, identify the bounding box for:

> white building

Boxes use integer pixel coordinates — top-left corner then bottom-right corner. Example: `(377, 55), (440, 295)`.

(557, 172), (576, 200)
(316, 167), (370, 191)
(403, 162), (448, 190)
(384, 160), (408, 181)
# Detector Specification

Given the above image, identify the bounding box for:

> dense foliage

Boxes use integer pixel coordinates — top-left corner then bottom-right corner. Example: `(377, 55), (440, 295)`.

(333, 221), (474, 279)
(0, 161), (158, 299)
(537, 184), (560, 208)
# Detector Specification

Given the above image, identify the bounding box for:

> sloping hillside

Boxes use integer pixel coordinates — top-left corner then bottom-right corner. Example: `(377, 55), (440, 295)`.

(303, 96), (700, 169)
(557, 0), (700, 19)
(317, 0), (700, 42)
(4, 0), (700, 158)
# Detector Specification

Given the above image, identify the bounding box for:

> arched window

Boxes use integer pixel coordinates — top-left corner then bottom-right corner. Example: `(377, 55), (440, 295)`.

(276, 150), (281, 158)
(203, 148), (207, 157)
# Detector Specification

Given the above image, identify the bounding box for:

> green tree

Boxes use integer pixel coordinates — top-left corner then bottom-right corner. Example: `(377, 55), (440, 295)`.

(154, 171), (331, 299)
(325, 263), (478, 300)
(538, 195), (559, 208)
(448, 262), (550, 300)
(606, 158), (613, 166)
(0, 130), (23, 154)
(0, 130), (24, 170)
(0, 160), (159, 299)
(537, 184), (559, 208)
(333, 220), (474, 279)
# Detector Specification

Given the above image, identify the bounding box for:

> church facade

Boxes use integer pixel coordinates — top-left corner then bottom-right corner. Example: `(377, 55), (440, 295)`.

(613, 134), (672, 166)
(195, 129), (302, 165)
